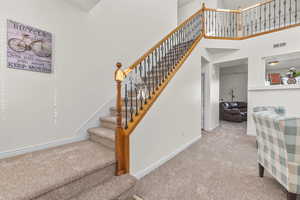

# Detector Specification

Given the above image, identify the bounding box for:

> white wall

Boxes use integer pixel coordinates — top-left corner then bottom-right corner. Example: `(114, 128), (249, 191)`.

(131, 44), (206, 177)
(222, 0), (260, 9)
(207, 64), (220, 130)
(177, 0), (219, 24)
(220, 65), (248, 102)
(0, 0), (177, 157)
(206, 26), (300, 136)
(178, 1), (201, 24)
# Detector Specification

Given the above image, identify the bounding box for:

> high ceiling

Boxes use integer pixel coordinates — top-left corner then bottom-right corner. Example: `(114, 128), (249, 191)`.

(65, 0), (101, 11)
(178, 0), (261, 9)
(66, 0), (262, 12)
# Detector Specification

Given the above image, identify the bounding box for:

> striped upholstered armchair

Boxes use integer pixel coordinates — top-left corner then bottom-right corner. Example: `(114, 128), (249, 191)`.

(253, 106), (300, 200)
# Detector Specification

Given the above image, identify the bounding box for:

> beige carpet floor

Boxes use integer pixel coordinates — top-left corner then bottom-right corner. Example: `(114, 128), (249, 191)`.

(131, 121), (291, 200)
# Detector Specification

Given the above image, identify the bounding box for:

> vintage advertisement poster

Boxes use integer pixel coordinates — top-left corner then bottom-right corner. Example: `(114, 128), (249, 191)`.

(7, 20), (52, 73)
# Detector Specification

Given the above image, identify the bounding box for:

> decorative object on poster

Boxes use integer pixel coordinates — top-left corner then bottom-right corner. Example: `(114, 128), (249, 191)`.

(7, 20), (52, 73)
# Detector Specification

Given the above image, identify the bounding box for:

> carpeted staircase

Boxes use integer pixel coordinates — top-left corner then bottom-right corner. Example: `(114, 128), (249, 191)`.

(0, 140), (137, 200)
(0, 41), (192, 200)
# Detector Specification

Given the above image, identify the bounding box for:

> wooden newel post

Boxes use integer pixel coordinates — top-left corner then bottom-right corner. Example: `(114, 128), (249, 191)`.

(115, 62), (124, 175)
(114, 62), (129, 175)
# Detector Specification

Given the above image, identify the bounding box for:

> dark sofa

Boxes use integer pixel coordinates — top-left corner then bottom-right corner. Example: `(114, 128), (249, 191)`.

(219, 102), (248, 122)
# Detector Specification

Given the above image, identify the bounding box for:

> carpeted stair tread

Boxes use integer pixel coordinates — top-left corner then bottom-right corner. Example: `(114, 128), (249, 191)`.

(110, 106), (136, 114)
(0, 141), (115, 200)
(71, 175), (137, 200)
(100, 116), (117, 124)
(88, 127), (115, 141)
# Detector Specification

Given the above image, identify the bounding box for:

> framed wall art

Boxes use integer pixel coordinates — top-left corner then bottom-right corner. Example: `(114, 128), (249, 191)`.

(7, 20), (52, 73)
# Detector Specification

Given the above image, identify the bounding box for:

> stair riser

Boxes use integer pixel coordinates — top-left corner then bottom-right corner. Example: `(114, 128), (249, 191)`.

(110, 109), (137, 118)
(100, 121), (118, 130)
(123, 99), (144, 107)
(101, 119), (137, 131)
(141, 78), (168, 84)
(125, 101), (153, 109)
(115, 185), (138, 200)
(147, 68), (168, 74)
(35, 164), (115, 200)
(90, 133), (114, 150)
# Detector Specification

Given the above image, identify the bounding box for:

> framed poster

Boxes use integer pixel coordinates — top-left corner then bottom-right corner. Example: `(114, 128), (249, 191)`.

(7, 20), (52, 73)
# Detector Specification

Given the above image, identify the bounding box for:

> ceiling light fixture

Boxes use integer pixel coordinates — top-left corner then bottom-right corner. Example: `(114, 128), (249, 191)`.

(268, 61), (280, 66)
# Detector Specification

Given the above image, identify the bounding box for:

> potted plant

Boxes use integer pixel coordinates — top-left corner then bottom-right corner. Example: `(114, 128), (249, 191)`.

(287, 67), (297, 84)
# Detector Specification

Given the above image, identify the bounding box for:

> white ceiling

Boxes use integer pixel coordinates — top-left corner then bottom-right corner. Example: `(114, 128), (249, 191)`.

(215, 58), (248, 68)
(65, 0), (101, 11)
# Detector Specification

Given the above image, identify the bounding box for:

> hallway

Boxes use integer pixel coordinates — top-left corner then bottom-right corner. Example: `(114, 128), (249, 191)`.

(131, 121), (288, 200)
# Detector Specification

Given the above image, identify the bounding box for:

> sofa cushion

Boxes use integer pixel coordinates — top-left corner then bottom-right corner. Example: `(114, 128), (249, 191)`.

(222, 102), (230, 109)
(229, 102), (239, 108)
(225, 108), (241, 115)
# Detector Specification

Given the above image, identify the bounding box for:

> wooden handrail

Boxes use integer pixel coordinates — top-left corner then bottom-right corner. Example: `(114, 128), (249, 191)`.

(204, 8), (241, 13)
(122, 8), (205, 77)
(241, 0), (273, 11)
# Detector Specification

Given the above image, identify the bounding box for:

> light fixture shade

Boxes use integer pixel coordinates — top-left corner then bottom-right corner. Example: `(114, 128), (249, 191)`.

(268, 61), (280, 66)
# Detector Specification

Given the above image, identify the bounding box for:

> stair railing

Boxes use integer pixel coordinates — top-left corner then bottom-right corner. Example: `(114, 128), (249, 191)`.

(113, 0), (300, 176)
(204, 0), (300, 40)
(114, 6), (205, 175)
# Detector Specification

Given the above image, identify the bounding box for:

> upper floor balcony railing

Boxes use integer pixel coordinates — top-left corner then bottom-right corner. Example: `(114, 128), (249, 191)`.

(204, 0), (300, 39)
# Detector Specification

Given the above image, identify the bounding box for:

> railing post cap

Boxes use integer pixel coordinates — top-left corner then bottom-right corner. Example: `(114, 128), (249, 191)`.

(116, 62), (122, 69)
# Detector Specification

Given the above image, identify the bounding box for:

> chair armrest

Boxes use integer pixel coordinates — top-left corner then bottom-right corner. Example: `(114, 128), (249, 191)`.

(288, 161), (300, 193)
(281, 118), (300, 163)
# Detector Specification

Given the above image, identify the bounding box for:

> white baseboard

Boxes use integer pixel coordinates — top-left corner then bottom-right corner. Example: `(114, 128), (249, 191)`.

(0, 135), (88, 160)
(132, 135), (202, 179)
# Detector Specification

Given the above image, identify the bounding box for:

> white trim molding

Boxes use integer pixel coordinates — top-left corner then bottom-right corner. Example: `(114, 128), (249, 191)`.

(0, 135), (87, 160)
(248, 85), (300, 91)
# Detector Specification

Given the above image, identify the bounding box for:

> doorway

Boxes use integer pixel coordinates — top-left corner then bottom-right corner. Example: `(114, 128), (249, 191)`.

(217, 58), (248, 127)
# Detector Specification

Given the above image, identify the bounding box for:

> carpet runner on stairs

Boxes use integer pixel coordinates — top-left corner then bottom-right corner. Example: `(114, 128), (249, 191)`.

(0, 140), (137, 200)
